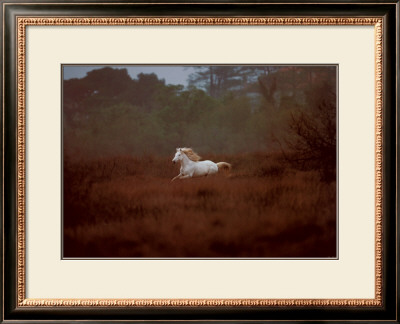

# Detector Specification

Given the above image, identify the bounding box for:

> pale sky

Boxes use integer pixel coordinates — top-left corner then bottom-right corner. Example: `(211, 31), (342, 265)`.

(62, 65), (194, 86)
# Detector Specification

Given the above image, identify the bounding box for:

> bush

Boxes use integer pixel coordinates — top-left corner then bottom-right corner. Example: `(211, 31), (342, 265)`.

(284, 86), (336, 182)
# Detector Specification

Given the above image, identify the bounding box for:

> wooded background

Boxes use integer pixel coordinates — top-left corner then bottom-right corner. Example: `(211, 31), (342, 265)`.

(64, 65), (336, 180)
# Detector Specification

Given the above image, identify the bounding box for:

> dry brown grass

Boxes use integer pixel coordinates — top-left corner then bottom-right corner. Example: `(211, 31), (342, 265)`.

(63, 153), (336, 258)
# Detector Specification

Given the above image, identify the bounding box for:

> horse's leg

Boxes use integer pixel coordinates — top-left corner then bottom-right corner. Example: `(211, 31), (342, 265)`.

(171, 173), (182, 182)
(178, 174), (191, 180)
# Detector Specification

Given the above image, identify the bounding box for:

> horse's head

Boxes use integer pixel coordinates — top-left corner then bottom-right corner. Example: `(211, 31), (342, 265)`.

(172, 148), (184, 164)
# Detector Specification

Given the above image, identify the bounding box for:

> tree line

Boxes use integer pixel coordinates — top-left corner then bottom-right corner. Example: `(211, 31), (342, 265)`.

(63, 65), (336, 181)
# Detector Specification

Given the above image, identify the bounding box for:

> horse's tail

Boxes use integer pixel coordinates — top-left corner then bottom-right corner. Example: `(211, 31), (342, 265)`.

(216, 162), (232, 175)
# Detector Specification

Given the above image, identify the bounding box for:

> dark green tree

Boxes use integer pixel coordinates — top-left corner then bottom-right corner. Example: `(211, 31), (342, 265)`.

(188, 66), (267, 98)
(285, 82), (336, 182)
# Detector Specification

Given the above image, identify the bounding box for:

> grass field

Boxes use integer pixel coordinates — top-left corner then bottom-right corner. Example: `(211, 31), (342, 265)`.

(63, 152), (336, 258)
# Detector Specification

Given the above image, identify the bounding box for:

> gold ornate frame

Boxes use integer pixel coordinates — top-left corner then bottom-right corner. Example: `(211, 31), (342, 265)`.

(16, 17), (383, 307)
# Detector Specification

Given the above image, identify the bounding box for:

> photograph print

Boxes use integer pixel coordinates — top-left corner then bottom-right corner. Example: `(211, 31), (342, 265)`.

(63, 65), (337, 258)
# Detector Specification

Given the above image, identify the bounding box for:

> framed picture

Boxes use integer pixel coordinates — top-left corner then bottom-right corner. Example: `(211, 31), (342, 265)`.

(2, 1), (398, 322)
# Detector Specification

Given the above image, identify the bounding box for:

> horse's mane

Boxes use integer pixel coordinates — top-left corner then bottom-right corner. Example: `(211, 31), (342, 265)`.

(181, 148), (201, 162)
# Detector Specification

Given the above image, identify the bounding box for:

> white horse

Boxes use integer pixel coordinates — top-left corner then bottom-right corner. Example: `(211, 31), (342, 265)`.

(171, 147), (231, 182)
